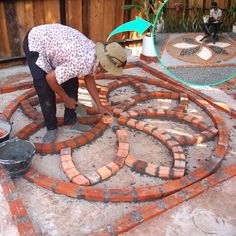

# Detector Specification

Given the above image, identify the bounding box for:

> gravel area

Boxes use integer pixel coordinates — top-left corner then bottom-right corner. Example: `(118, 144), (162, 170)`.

(228, 32), (236, 40)
(154, 33), (170, 55)
(170, 66), (236, 85)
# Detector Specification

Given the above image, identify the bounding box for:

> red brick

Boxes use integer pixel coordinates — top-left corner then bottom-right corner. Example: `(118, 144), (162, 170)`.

(106, 162), (120, 174)
(113, 155), (125, 168)
(72, 175), (90, 185)
(97, 166), (112, 180)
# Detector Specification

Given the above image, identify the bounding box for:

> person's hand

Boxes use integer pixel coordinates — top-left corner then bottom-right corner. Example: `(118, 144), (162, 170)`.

(98, 105), (111, 117)
(64, 97), (77, 109)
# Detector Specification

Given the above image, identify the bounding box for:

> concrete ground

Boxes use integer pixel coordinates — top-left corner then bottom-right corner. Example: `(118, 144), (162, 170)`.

(0, 53), (236, 235)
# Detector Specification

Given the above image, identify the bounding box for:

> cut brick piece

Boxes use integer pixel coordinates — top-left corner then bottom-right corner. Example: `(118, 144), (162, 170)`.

(85, 171), (101, 185)
(61, 160), (75, 170)
(158, 166), (171, 178)
(126, 119), (137, 128)
(125, 155), (137, 167)
(128, 110), (139, 118)
(72, 175), (90, 185)
(65, 167), (80, 181)
(60, 154), (72, 162)
(146, 108), (156, 117)
(113, 155), (125, 168)
(97, 166), (112, 180)
(118, 143), (129, 151)
(173, 168), (185, 178)
(116, 130), (128, 143)
(174, 160), (186, 169)
(145, 163), (157, 176)
(106, 162), (120, 174)
(135, 121), (146, 131)
(156, 109), (165, 116)
(143, 125), (156, 134)
(117, 149), (129, 157)
(174, 153), (185, 160)
(60, 147), (71, 156)
(133, 160), (148, 174)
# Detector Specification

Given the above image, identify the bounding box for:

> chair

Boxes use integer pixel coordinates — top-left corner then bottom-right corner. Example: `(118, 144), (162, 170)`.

(200, 21), (223, 43)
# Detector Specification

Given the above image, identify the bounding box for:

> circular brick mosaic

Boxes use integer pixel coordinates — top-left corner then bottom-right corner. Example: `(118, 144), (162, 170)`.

(1, 62), (235, 235)
(167, 34), (236, 64)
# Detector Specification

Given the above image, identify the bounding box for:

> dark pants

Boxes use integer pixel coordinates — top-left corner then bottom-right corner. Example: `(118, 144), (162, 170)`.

(23, 33), (78, 130)
(202, 22), (221, 39)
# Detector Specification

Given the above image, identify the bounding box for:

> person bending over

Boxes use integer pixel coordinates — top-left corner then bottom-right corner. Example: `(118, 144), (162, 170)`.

(23, 24), (127, 143)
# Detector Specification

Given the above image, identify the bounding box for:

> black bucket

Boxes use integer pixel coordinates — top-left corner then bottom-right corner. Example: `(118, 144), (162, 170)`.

(0, 138), (35, 177)
(0, 120), (11, 143)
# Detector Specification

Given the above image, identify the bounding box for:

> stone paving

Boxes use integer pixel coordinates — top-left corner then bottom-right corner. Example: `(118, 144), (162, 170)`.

(0, 61), (236, 235)
(155, 32), (236, 85)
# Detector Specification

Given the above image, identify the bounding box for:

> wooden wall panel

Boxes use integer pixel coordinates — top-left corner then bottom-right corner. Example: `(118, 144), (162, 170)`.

(205, 0), (229, 9)
(0, 2), (11, 57)
(33, 0), (45, 25)
(189, 0), (204, 7)
(103, 0), (116, 41)
(231, 0), (236, 6)
(15, 1), (27, 55)
(24, 1), (35, 30)
(44, 0), (60, 23)
(88, 0), (104, 42)
(4, 1), (21, 56)
(0, 0), (235, 59)
(114, 0), (125, 41)
(66, 0), (83, 32)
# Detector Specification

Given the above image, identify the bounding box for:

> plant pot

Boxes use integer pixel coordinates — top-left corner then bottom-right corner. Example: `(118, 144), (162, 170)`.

(142, 34), (156, 57)
(0, 138), (35, 177)
(233, 25), (236, 33)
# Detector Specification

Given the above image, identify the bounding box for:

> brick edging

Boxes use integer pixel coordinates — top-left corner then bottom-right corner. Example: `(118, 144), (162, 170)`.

(60, 129), (129, 185)
(89, 164), (236, 236)
(0, 167), (35, 236)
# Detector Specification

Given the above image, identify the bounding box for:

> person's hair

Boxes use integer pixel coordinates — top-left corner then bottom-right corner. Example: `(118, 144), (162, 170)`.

(211, 2), (218, 7)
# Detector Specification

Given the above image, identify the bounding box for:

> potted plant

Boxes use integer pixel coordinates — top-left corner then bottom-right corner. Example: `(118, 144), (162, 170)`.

(124, 0), (164, 60)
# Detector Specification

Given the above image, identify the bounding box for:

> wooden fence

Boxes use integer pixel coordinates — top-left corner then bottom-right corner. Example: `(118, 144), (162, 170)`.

(0, 0), (138, 59)
(0, 0), (235, 59)
(163, 0), (236, 32)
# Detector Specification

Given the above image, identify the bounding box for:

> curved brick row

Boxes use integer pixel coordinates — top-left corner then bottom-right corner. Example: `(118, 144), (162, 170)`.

(16, 119), (107, 154)
(128, 79), (148, 94)
(112, 91), (181, 117)
(118, 109), (218, 146)
(60, 130), (129, 185)
(90, 164), (236, 236)
(24, 162), (222, 203)
(130, 62), (229, 165)
(2, 88), (36, 120)
(0, 167), (35, 236)
(1, 63), (229, 205)
(122, 121), (185, 178)
(21, 64), (228, 202)
(175, 93), (189, 112)
(134, 61), (236, 118)
(0, 81), (33, 94)
(21, 95), (100, 122)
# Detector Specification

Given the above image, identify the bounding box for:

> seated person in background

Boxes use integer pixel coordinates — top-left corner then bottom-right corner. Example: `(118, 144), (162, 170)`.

(202, 2), (222, 42)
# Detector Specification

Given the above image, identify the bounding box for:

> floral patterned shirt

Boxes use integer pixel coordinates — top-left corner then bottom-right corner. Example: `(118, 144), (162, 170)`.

(28, 24), (98, 84)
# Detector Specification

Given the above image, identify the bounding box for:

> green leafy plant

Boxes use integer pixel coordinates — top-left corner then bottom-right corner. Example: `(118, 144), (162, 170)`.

(222, 6), (236, 31)
(123, 0), (164, 33)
